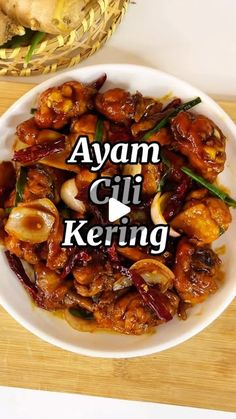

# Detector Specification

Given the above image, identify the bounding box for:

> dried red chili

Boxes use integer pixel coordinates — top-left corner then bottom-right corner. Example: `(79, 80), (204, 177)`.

(5, 251), (43, 306)
(163, 98), (182, 112)
(61, 249), (90, 280)
(130, 270), (173, 322)
(163, 173), (191, 221)
(13, 137), (65, 164)
(88, 73), (107, 91)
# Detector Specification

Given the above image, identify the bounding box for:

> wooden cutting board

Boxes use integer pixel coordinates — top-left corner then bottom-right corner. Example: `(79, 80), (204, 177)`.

(0, 82), (236, 413)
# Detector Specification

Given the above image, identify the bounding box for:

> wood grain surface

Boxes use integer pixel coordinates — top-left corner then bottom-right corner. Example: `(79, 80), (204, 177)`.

(0, 82), (236, 413)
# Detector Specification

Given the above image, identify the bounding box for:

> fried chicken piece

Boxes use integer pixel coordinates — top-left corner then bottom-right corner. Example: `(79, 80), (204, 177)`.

(142, 163), (162, 196)
(107, 122), (132, 143)
(71, 114), (98, 143)
(171, 189), (232, 243)
(116, 246), (172, 265)
(171, 111), (226, 182)
(93, 289), (179, 335)
(46, 218), (69, 270)
(147, 127), (173, 146)
(95, 88), (136, 125)
(173, 238), (221, 304)
(5, 235), (40, 265)
(16, 118), (39, 145)
(16, 118), (62, 146)
(0, 162), (16, 207)
(93, 291), (161, 335)
(64, 290), (95, 311)
(95, 88), (161, 127)
(73, 262), (114, 297)
(35, 81), (98, 129)
(35, 263), (72, 310)
(131, 101), (178, 138)
(133, 93), (163, 123)
(75, 168), (97, 201)
(23, 166), (64, 204)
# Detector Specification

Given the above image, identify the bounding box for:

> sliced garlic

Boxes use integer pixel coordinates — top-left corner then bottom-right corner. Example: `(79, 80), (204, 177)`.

(151, 192), (180, 238)
(122, 163), (142, 177)
(113, 275), (132, 291)
(5, 198), (58, 244)
(131, 259), (174, 293)
(65, 309), (97, 333)
(35, 263), (61, 294)
(113, 259), (175, 292)
(214, 128), (221, 139)
(5, 206), (55, 243)
(25, 198), (58, 216)
(60, 178), (86, 213)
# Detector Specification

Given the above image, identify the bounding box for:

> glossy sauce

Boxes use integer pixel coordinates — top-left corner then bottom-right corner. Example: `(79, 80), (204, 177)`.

(23, 215), (44, 231)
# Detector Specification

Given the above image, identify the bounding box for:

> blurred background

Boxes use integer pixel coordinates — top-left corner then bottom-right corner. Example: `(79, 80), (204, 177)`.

(75, 0), (236, 99)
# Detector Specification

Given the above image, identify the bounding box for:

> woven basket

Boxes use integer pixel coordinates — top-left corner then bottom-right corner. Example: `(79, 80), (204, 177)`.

(0, 0), (129, 77)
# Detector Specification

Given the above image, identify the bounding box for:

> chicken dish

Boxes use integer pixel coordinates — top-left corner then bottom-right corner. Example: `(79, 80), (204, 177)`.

(1, 74), (235, 335)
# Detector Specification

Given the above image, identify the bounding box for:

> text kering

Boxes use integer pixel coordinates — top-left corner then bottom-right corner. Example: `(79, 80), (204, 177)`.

(61, 218), (169, 255)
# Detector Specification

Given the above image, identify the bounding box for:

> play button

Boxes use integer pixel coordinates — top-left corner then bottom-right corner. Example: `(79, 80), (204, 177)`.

(108, 198), (131, 223)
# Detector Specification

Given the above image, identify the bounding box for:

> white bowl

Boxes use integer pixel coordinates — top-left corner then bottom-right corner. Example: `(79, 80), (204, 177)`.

(0, 64), (236, 358)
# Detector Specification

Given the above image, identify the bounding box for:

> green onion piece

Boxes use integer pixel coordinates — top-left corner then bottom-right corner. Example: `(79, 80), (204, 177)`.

(181, 167), (236, 208)
(61, 208), (71, 218)
(69, 308), (94, 320)
(143, 97), (202, 140)
(157, 168), (172, 192)
(30, 108), (37, 115)
(131, 210), (146, 223)
(5, 207), (13, 215)
(219, 226), (225, 236)
(15, 167), (27, 206)
(25, 31), (45, 64)
(95, 119), (104, 142)
(160, 152), (172, 169)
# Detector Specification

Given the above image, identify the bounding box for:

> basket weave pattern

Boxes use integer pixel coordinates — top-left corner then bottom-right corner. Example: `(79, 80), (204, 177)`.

(0, 0), (129, 77)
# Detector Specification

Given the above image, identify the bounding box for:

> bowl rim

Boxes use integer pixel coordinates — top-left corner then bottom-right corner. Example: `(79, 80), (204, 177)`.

(0, 63), (236, 358)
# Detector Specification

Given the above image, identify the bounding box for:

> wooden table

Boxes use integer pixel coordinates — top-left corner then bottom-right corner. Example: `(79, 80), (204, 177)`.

(0, 82), (236, 413)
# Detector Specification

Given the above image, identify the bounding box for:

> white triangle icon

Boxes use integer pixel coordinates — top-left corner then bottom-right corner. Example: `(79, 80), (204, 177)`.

(108, 198), (131, 223)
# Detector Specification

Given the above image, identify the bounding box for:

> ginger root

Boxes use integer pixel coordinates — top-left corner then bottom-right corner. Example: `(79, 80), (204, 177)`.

(0, 10), (25, 46)
(0, 0), (89, 35)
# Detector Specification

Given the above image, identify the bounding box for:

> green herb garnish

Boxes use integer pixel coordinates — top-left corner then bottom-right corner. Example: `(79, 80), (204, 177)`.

(15, 167), (27, 206)
(25, 31), (45, 64)
(219, 226), (226, 236)
(157, 168), (172, 193)
(61, 208), (71, 218)
(5, 207), (13, 215)
(30, 108), (37, 115)
(95, 119), (104, 142)
(143, 97), (202, 140)
(161, 152), (172, 169)
(69, 308), (94, 320)
(181, 167), (236, 208)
